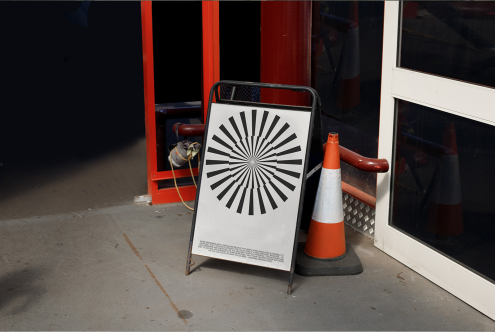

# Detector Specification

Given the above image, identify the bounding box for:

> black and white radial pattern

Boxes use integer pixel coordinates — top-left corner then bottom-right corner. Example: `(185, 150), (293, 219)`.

(204, 109), (303, 216)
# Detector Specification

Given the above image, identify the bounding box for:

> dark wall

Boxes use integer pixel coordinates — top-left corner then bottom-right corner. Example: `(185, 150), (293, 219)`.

(220, 1), (260, 82)
(152, 1), (260, 104)
(0, 1), (261, 164)
(152, 1), (202, 104)
(0, 2), (144, 162)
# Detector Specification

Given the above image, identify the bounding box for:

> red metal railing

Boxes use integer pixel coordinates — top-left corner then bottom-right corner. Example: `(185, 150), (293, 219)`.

(324, 143), (389, 173)
(173, 123), (389, 208)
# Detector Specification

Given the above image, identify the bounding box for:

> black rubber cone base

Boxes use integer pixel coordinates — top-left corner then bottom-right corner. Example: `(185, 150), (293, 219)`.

(295, 242), (363, 276)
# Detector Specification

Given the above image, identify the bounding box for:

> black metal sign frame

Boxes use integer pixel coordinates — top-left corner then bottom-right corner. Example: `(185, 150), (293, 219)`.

(185, 80), (320, 294)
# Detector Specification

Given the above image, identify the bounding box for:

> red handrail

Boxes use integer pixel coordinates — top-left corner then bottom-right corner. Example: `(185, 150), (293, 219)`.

(323, 143), (389, 173)
(173, 123), (389, 208)
(174, 123), (389, 173)
(172, 123), (205, 137)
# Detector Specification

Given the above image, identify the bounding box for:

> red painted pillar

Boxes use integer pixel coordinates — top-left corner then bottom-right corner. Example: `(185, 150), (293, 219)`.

(202, 1), (220, 123)
(141, 1), (158, 196)
(260, 1), (312, 106)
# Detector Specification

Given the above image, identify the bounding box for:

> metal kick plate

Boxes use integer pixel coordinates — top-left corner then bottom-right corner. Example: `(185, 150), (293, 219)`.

(342, 193), (375, 238)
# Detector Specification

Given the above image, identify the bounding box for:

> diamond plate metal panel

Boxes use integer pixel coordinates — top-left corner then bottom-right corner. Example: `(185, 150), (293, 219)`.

(342, 193), (376, 238)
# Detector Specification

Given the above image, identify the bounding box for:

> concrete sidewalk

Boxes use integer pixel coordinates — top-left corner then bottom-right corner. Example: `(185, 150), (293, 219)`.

(0, 202), (494, 331)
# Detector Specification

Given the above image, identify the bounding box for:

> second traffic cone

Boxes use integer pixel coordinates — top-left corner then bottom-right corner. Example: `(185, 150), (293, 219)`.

(295, 133), (363, 276)
(426, 123), (463, 237)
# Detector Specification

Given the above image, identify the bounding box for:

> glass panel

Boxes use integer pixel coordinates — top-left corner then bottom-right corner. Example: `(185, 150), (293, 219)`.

(400, 1), (495, 88)
(312, 1), (384, 197)
(391, 99), (495, 283)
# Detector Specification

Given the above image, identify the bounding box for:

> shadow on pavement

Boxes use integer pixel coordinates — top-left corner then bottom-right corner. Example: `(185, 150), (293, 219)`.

(0, 267), (47, 315)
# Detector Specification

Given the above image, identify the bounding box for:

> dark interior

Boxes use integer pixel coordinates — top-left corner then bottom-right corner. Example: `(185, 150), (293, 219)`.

(0, 1), (145, 163)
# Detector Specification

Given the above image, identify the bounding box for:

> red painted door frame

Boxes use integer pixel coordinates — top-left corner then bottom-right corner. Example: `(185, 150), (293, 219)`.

(141, 1), (219, 205)
(202, 1), (220, 122)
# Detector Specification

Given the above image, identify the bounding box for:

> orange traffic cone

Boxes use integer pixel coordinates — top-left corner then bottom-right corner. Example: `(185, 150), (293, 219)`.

(295, 133), (362, 276)
(335, 1), (360, 110)
(426, 123), (463, 237)
(305, 133), (346, 259)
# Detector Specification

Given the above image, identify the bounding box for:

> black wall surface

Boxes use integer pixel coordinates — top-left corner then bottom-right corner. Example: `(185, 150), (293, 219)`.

(0, 2), (145, 162)
(152, 1), (202, 104)
(152, 1), (260, 104)
(0, 1), (261, 164)
(220, 1), (260, 82)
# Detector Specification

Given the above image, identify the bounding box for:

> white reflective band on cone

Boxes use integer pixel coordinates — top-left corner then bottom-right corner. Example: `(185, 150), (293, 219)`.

(431, 154), (462, 205)
(312, 168), (344, 224)
(339, 27), (360, 79)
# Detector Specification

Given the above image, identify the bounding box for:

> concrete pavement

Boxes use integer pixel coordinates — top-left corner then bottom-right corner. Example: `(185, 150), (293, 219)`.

(1, 202), (494, 330)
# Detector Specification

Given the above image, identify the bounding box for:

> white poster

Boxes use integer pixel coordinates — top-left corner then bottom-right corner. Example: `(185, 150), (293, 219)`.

(192, 103), (312, 271)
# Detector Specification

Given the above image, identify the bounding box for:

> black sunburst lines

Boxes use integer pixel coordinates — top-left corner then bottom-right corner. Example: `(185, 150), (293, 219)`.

(228, 117), (250, 158)
(204, 109), (304, 215)
(211, 135), (247, 161)
(257, 145), (301, 162)
(254, 111), (269, 155)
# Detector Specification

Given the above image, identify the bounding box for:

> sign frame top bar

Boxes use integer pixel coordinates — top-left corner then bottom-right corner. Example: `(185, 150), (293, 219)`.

(210, 80), (320, 110)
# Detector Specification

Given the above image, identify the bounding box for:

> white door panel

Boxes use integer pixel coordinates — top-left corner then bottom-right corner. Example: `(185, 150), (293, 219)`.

(376, 1), (495, 320)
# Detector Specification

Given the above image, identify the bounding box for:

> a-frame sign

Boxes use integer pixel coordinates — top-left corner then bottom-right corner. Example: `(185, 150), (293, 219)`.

(186, 81), (321, 294)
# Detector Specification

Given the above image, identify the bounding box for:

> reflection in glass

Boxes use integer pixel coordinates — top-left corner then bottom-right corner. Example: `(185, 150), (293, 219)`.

(392, 100), (495, 283)
(400, 1), (495, 88)
(312, 1), (384, 197)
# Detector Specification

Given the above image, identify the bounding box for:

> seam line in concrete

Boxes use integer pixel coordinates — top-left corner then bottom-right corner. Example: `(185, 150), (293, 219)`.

(122, 233), (187, 324)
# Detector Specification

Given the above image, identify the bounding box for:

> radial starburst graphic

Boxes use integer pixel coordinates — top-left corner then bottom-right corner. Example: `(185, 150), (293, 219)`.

(204, 109), (303, 215)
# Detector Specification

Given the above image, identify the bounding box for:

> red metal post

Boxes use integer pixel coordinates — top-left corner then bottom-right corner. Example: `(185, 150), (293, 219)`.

(260, 1), (312, 106)
(140, 1), (220, 205)
(202, 1), (220, 123)
(141, 1), (158, 197)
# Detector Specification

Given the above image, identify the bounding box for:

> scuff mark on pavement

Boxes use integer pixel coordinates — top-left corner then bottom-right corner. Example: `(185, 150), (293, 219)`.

(1, 254), (12, 270)
(397, 272), (407, 285)
(122, 233), (187, 324)
(69, 212), (83, 219)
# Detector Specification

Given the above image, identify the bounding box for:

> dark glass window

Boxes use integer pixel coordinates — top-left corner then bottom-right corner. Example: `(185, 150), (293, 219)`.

(400, 1), (495, 89)
(312, 1), (384, 197)
(391, 100), (495, 283)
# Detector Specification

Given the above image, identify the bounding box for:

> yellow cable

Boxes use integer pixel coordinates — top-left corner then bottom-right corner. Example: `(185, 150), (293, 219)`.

(169, 143), (201, 211)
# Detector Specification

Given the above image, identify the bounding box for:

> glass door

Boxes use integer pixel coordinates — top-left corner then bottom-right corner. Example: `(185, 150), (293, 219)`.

(376, 1), (495, 319)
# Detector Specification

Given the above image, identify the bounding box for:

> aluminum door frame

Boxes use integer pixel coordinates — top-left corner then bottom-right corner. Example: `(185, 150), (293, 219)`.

(376, 1), (495, 320)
